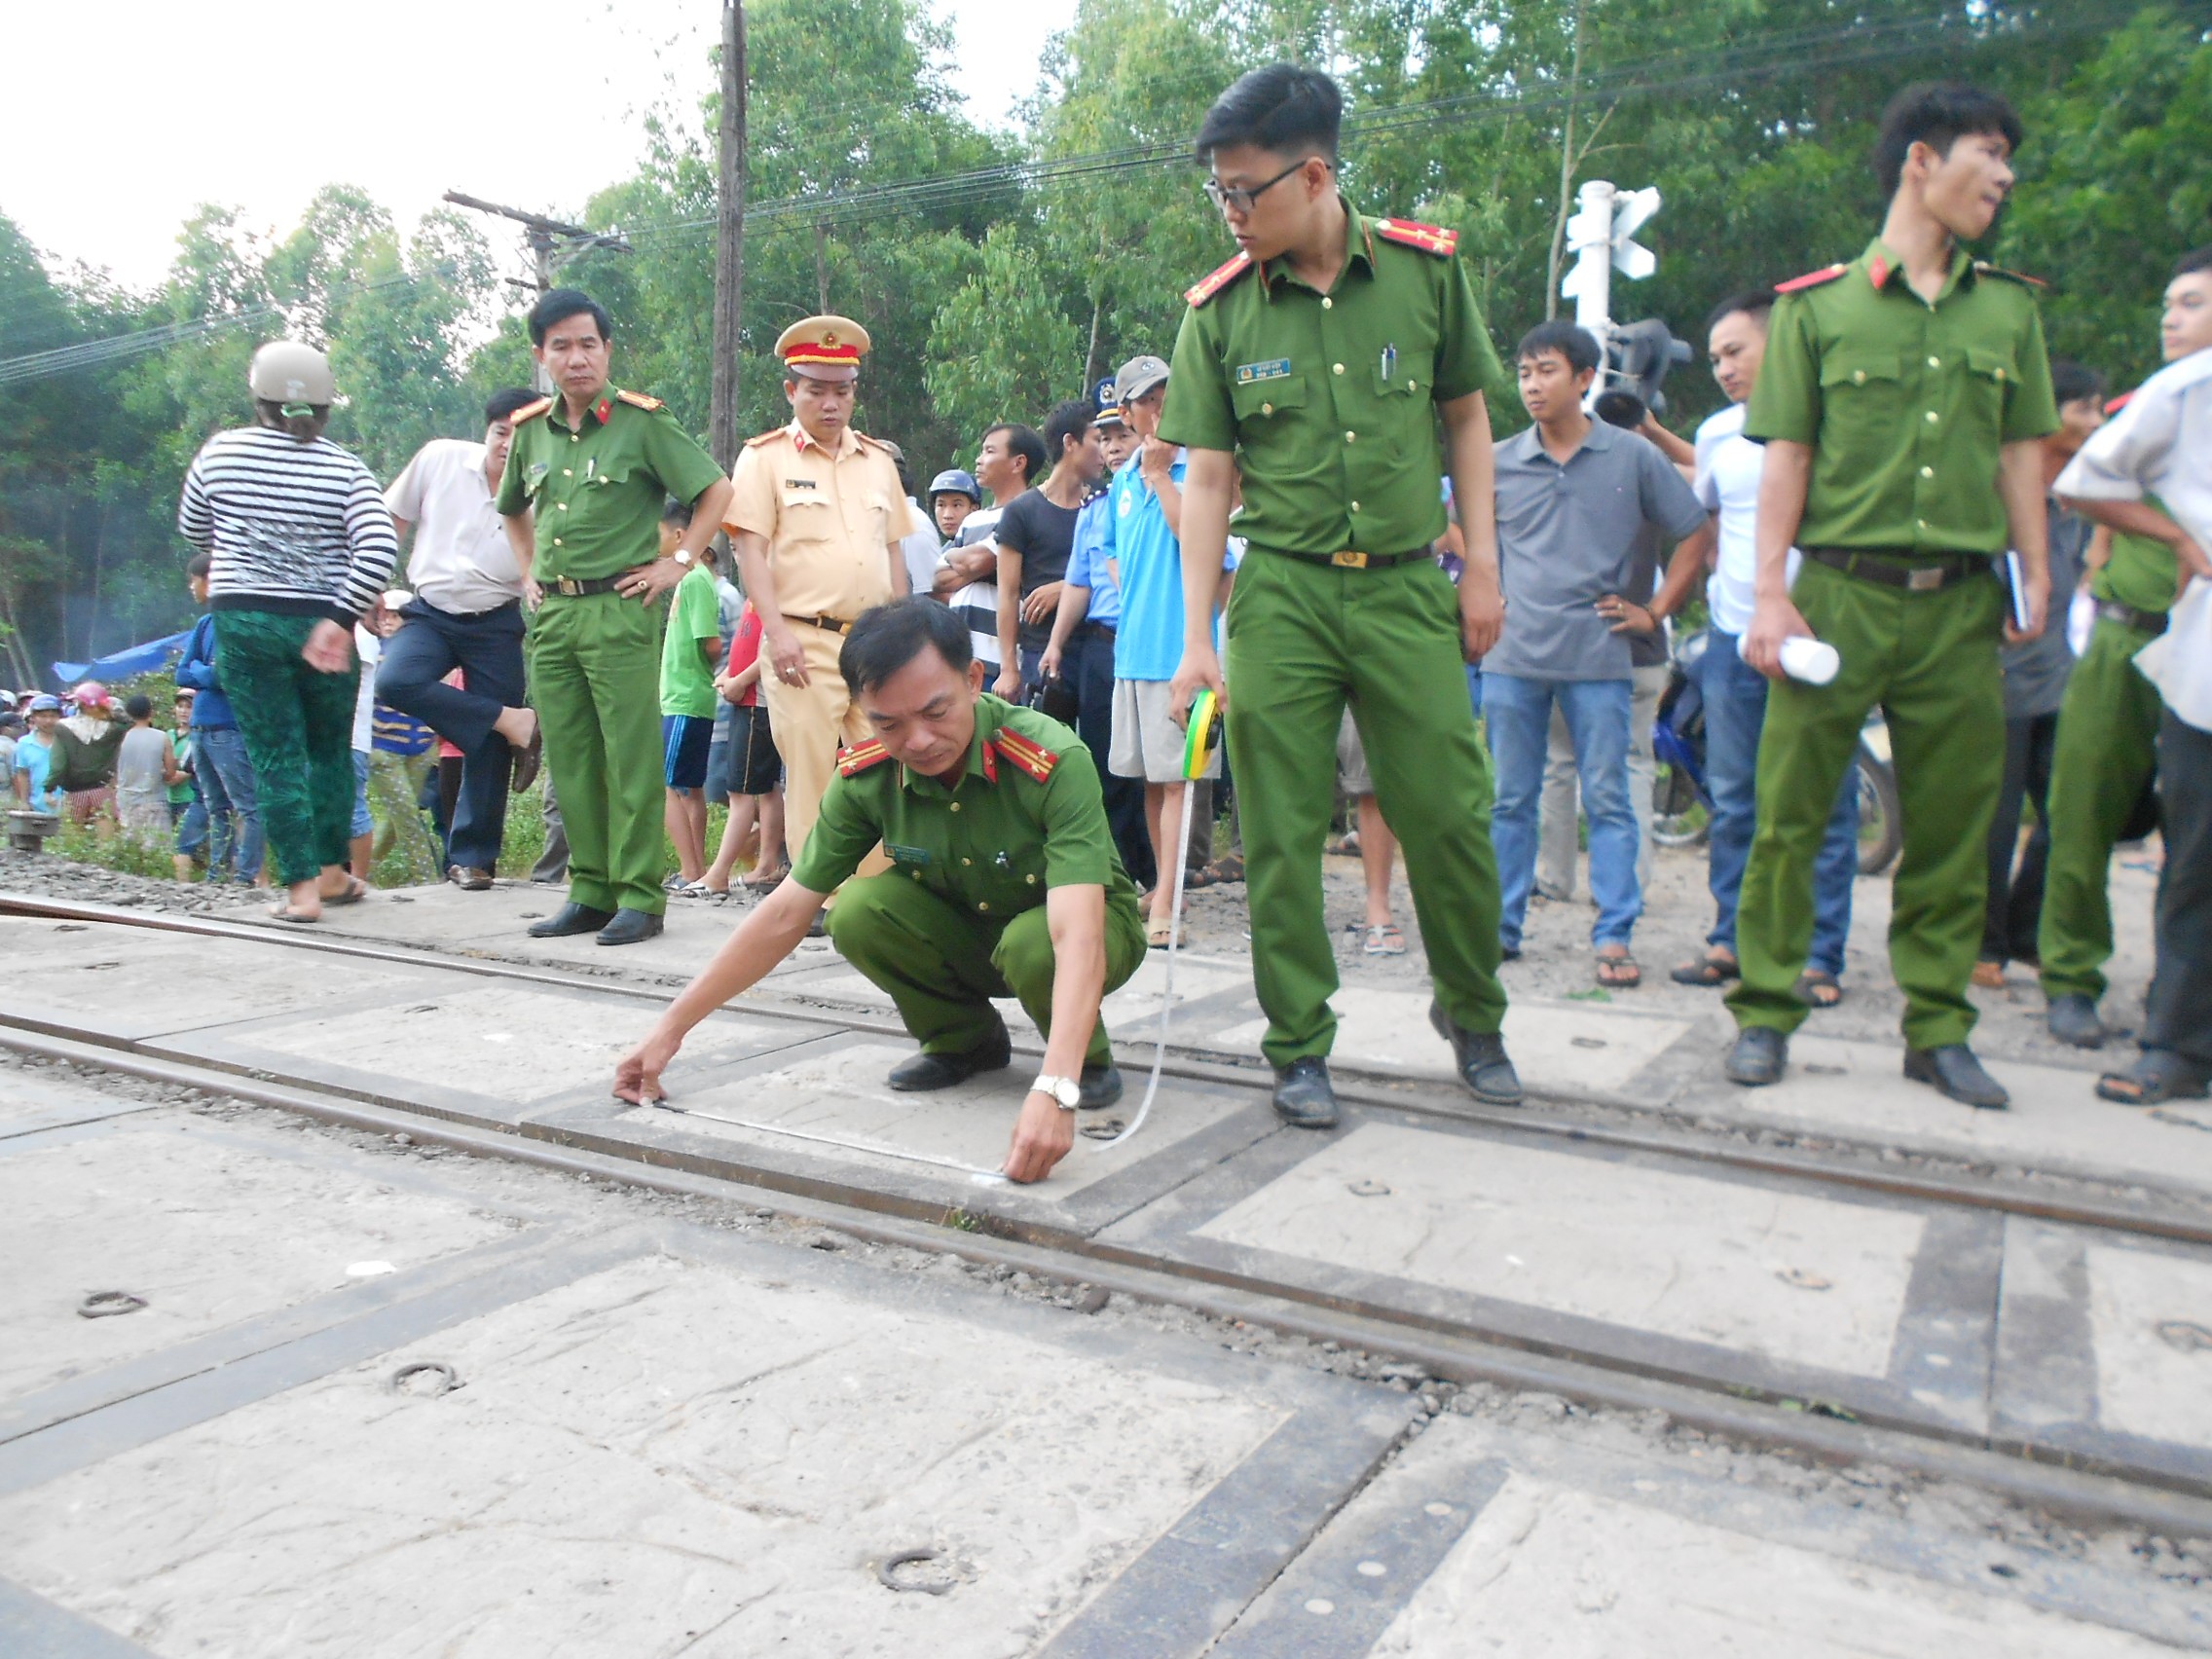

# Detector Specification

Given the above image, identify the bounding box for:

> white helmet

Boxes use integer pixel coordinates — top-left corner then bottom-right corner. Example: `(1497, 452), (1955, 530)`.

(248, 340), (336, 405)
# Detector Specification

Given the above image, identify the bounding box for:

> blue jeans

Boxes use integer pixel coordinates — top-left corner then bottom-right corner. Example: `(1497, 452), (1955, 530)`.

(1487, 674), (1638, 949)
(190, 724), (264, 883)
(1703, 629), (1858, 977)
(350, 750), (374, 839)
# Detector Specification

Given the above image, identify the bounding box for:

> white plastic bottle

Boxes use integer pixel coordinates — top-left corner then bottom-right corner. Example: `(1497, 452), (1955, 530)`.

(1778, 636), (1840, 685)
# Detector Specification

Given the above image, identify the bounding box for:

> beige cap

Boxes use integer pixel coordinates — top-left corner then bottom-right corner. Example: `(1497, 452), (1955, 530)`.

(775, 314), (870, 383)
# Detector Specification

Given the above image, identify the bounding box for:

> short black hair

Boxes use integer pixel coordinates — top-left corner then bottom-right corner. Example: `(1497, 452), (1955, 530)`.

(2174, 247), (2212, 279)
(840, 596), (974, 695)
(125, 693), (153, 721)
(1705, 288), (1776, 336)
(985, 423), (1049, 486)
(483, 387), (539, 424)
(661, 497), (694, 528)
(1873, 83), (2024, 201)
(1515, 320), (1602, 377)
(1043, 399), (1093, 463)
(2049, 358), (2107, 408)
(186, 551), (211, 579)
(1196, 64), (1344, 165)
(529, 288), (612, 348)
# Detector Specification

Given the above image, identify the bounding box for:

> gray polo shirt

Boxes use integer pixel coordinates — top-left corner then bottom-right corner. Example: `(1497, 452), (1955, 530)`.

(1486, 419), (1707, 682)
(2001, 498), (2088, 720)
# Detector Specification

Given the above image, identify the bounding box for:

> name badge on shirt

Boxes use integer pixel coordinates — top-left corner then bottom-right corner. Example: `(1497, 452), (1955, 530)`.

(784, 478), (817, 490)
(525, 461), (548, 485)
(886, 843), (933, 866)
(1235, 358), (1293, 385)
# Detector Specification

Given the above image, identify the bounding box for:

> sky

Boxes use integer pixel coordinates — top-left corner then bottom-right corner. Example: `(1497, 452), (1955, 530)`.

(10, 0), (1075, 296)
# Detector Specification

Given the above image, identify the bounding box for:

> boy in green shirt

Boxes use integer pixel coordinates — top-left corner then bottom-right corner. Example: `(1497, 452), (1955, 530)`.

(659, 504), (724, 890)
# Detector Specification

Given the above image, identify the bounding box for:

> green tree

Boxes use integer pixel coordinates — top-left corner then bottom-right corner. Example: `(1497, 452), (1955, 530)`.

(926, 226), (1084, 446)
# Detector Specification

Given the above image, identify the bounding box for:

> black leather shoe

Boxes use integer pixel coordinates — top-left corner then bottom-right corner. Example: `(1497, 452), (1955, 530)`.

(1272, 1056), (1340, 1129)
(528, 902), (615, 939)
(1078, 1064), (1124, 1109)
(1725, 1027), (1788, 1087)
(1904, 1044), (2009, 1110)
(448, 865), (494, 892)
(1428, 1001), (1524, 1104)
(2046, 993), (2108, 1050)
(887, 1025), (1013, 1091)
(595, 907), (665, 946)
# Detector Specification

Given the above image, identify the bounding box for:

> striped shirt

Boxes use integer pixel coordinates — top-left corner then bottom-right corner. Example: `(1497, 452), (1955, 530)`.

(177, 426), (397, 623)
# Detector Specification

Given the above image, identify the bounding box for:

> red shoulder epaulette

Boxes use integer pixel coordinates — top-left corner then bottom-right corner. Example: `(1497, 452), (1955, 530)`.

(509, 396), (552, 424)
(991, 726), (1058, 783)
(1185, 253), (1254, 309)
(1973, 261), (2046, 289)
(1776, 264), (1849, 294)
(2105, 390), (2133, 416)
(1375, 218), (1458, 257)
(836, 738), (892, 777)
(615, 388), (665, 411)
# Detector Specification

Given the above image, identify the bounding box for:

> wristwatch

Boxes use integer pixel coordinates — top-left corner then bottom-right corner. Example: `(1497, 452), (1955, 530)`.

(1031, 1073), (1083, 1111)
(672, 547), (694, 567)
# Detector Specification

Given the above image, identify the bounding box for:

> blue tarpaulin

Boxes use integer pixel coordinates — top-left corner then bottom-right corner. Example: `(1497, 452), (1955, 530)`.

(52, 629), (192, 688)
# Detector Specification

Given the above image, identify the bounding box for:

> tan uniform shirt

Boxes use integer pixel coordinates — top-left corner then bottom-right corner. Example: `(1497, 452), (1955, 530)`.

(724, 423), (919, 621)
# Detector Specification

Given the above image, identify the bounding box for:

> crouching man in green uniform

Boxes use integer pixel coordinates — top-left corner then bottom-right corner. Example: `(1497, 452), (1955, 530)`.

(1725, 83), (2060, 1109)
(1161, 62), (1521, 1130)
(2037, 247), (2212, 1050)
(613, 598), (1147, 1184)
(498, 288), (732, 947)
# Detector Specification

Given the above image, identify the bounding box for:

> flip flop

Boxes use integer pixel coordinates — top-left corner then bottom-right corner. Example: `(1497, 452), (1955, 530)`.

(268, 904), (319, 924)
(1146, 917), (1174, 949)
(1793, 969), (1844, 1009)
(323, 875), (369, 907)
(1363, 923), (1406, 956)
(2096, 1051), (2212, 1105)
(1595, 950), (1641, 989)
(1671, 952), (1739, 987)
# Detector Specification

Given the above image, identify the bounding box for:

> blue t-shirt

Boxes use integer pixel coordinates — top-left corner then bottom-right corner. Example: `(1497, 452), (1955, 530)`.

(1105, 451), (1236, 682)
(12, 734), (60, 812)
(1064, 489), (1121, 629)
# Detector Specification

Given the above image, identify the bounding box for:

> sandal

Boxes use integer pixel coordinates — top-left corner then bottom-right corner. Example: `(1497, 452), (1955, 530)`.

(1146, 916), (1174, 949)
(1363, 923), (1407, 956)
(268, 903), (320, 924)
(1183, 865), (1220, 890)
(1793, 969), (1845, 1009)
(739, 866), (788, 892)
(1671, 951), (1739, 987)
(322, 875), (368, 907)
(1595, 949), (1641, 989)
(1327, 831), (1361, 856)
(2096, 1051), (2212, 1105)
(1205, 854), (1244, 884)
(1971, 960), (2008, 990)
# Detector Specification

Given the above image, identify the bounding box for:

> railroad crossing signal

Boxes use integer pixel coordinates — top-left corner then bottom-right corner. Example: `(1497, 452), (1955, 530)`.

(1560, 179), (1688, 418)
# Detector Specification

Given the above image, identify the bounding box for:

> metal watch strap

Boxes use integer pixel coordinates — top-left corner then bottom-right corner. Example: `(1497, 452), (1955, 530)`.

(1031, 1073), (1082, 1110)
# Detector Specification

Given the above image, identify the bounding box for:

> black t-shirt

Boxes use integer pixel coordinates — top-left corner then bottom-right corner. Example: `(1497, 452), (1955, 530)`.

(996, 489), (1083, 653)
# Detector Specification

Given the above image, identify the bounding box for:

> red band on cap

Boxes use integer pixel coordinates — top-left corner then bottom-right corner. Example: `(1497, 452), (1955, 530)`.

(785, 345), (863, 365)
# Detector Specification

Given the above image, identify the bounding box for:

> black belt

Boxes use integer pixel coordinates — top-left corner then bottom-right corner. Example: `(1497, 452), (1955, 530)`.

(541, 575), (623, 598)
(2096, 599), (2169, 636)
(784, 612), (855, 635)
(1075, 622), (1116, 642)
(1803, 547), (1992, 593)
(1268, 547), (1432, 571)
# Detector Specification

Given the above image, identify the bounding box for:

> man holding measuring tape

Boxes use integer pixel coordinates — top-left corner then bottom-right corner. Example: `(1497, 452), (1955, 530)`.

(613, 598), (1147, 1185)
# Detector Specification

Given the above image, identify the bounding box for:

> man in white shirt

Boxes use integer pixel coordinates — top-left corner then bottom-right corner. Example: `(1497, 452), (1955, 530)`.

(1671, 290), (1861, 1005)
(378, 389), (543, 888)
(2056, 250), (2212, 1105)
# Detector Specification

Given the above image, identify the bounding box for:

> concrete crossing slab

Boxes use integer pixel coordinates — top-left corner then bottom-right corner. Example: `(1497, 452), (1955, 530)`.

(2086, 1241), (2212, 1453)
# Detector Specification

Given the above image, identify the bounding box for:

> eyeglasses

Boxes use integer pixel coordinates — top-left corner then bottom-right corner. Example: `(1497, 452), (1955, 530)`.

(1203, 159), (1311, 216)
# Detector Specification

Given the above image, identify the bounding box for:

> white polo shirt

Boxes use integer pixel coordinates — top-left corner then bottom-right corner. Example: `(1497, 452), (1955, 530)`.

(1693, 401), (1801, 638)
(384, 439), (522, 615)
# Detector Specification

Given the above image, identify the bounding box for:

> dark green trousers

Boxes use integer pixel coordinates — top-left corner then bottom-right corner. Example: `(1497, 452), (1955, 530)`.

(2037, 616), (2164, 1002)
(1729, 559), (2004, 1048)
(211, 610), (359, 886)
(528, 593), (666, 916)
(1225, 551), (1507, 1065)
(828, 872), (1147, 1066)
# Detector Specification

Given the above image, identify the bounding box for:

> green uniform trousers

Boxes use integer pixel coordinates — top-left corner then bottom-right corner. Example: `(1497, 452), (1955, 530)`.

(2037, 616), (2164, 1002)
(211, 609), (359, 887)
(528, 593), (666, 916)
(1225, 551), (1507, 1065)
(828, 872), (1148, 1067)
(1729, 559), (2004, 1048)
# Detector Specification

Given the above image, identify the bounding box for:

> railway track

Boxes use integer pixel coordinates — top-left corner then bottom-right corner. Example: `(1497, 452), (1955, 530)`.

(6, 889), (2212, 1541)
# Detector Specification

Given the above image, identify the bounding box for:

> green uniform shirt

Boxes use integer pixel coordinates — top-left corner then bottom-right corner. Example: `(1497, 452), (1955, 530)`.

(2090, 527), (2180, 615)
(1747, 240), (2059, 555)
(659, 565), (721, 719)
(1158, 201), (1504, 558)
(790, 693), (1142, 920)
(496, 387), (723, 583)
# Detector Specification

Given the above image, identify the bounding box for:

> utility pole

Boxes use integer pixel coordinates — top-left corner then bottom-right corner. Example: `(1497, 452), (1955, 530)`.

(710, 0), (749, 472)
(443, 192), (633, 394)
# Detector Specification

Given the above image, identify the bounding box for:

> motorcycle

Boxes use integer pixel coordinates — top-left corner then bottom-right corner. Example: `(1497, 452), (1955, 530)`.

(1650, 627), (1902, 877)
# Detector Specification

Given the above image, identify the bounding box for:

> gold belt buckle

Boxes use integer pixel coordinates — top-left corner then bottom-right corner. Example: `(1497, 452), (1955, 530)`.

(1906, 565), (1944, 592)
(1330, 549), (1369, 569)
(553, 576), (582, 597)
